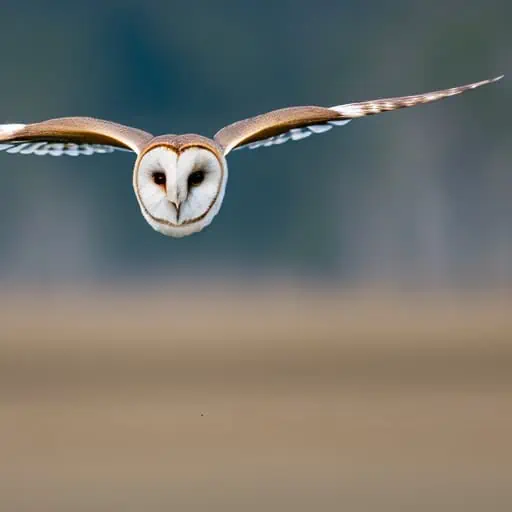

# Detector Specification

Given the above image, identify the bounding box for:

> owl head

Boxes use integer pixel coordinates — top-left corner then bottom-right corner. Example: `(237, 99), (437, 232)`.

(133, 136), (228, 237)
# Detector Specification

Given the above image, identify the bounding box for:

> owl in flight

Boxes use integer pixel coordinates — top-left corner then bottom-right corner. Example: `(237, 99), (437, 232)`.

(0, 75), (502, 237)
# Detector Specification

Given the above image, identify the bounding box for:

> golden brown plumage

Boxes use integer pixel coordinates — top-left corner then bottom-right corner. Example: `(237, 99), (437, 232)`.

(0, 75), (503, 237)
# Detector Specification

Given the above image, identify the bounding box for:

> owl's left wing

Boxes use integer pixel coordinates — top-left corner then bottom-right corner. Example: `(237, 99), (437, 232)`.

(0, 117), (153, 156)
(214, 76), (503, 155)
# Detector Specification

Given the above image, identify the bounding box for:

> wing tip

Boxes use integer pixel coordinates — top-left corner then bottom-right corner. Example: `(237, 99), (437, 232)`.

(473, 75), (504, 88)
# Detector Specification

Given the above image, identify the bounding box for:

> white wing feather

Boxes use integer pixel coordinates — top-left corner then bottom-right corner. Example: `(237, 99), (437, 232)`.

(234, 117), (351, 151)
(0, 139), (130, 156)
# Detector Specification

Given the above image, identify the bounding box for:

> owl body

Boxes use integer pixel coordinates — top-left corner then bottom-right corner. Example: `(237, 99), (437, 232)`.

(0, 75), (502, 237)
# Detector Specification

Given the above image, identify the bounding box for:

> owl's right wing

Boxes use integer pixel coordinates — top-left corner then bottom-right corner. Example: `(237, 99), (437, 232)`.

(0, 117), (153, 156)
(214, 76), (503, 155)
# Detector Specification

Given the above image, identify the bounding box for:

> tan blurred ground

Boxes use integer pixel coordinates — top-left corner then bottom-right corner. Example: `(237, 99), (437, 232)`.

(1, 286), (511, 511)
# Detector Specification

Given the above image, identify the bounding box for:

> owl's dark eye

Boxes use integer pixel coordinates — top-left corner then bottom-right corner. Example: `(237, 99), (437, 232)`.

(152, 171), (166, 186)
(188, 170), (205, 188)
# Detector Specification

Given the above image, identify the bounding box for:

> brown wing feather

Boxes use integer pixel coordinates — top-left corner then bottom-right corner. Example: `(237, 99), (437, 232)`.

(0, 116), (153, 154)
(214, 76), (503, 155)
(214, 106), (341, 154)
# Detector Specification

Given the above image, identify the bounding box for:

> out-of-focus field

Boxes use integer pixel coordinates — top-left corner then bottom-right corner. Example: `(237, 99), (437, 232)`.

(1, 286), (511, 511)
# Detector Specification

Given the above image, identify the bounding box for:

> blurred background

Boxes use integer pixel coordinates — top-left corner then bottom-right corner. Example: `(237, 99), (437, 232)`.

(0, 1), (510, 510)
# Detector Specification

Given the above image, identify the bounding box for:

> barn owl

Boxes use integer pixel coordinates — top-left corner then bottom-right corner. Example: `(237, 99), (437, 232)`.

(0, 75), (502, 237)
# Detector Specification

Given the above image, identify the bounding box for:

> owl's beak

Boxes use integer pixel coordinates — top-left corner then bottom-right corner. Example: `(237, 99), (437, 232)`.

(170, 200), (181, 221)
(167, 186), (182, 221)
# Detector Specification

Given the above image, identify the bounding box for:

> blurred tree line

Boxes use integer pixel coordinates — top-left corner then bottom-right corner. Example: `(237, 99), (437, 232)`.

(0, 0), (509, 287)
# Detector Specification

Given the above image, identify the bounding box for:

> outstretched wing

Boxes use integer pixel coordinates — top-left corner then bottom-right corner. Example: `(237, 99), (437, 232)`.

(0, 117), (153, 156)
(214, 76), (503, 155)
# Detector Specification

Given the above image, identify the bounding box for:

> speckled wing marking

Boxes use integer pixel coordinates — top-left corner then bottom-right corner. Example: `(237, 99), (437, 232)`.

(329, 76), (503, 118)
(215, 76), (503, 154)
(0, 141), (128, 156)
(0, 117), (153, 156)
